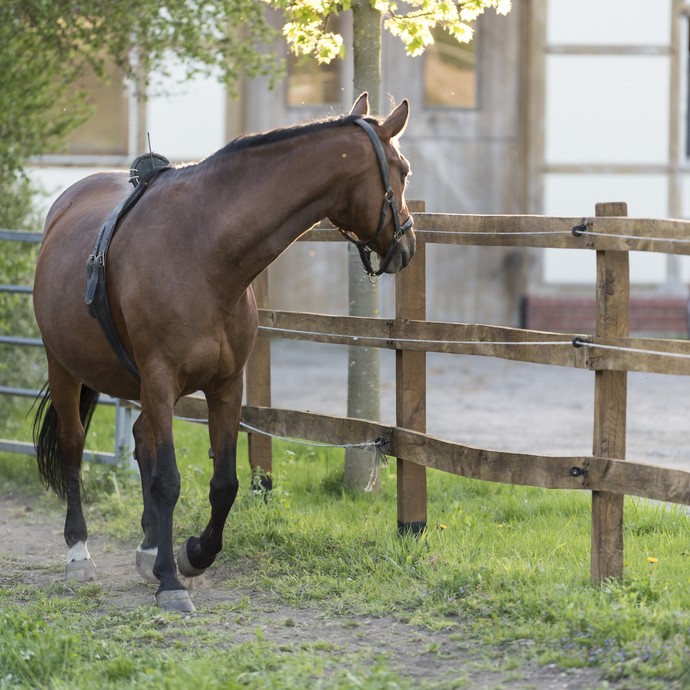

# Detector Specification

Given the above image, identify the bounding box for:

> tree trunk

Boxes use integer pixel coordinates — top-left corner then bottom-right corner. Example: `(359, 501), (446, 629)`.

(344, 0), (383, 491)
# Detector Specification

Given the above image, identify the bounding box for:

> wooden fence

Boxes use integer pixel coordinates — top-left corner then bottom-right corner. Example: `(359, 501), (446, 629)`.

(4, 203), (690, 584)
(174, 200), (690, 584)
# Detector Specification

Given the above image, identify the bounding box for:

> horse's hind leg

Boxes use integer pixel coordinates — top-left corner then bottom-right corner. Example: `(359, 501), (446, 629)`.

(36, 353), (97, 582)
(178, 377), (242, 578)
(132, 412), (159, 582)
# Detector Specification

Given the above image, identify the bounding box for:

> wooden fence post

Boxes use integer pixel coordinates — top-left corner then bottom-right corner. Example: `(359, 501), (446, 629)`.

(396, 201), (427, 534)
(591, 201), (629, 582)
(246, 269), (273, 487)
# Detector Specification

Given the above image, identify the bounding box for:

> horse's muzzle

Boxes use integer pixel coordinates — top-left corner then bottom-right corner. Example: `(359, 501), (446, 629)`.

(382, 217), (416, 274)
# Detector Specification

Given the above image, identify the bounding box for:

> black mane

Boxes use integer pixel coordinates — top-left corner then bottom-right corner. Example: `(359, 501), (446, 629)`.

(218, 113), (378, 155)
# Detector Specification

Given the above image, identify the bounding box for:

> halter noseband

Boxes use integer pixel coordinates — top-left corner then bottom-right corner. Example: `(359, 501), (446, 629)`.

(338, 116), (414, 277)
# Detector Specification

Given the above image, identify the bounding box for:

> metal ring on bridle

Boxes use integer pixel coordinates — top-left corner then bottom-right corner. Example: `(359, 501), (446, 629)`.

(338, 116), (414, 277)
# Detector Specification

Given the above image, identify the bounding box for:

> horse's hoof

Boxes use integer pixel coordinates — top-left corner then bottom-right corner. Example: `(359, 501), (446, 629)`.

(177, 538), (207, 578)
(135, 547), (159, 583)
(155, 589), (196, 613)
(65, 558), (97, 582)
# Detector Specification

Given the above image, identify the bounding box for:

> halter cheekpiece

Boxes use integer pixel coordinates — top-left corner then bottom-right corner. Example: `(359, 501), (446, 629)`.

(338, 116), (414, 277)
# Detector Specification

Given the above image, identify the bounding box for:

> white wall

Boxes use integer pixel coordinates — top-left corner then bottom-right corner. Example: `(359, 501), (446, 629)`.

(146, 57), (226, 162)
(542, 0), (675, 287)
(29, 57), (228, 221)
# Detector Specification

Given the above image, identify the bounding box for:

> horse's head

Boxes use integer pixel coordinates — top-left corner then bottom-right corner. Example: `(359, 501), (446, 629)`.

(330, 93), (415, 277)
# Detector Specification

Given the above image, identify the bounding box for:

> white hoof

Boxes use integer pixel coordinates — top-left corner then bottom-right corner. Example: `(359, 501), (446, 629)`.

(65, 558), (97, 582)
(177, 539), (207, 578)
(135, 546), (159, 583)
(155, 589), (196, 613)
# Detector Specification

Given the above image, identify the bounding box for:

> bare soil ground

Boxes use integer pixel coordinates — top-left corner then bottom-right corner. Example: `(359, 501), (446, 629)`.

(0, 493), (607, 689)
(4, 342), (688, 688)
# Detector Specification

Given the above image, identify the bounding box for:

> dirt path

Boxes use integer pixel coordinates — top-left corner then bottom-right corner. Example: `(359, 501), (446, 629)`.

(0, 490), (612, 690)
(5, 342), (686, 687)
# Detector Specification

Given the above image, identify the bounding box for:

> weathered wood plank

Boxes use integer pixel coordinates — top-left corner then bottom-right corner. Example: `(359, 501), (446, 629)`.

(259, 311), (589, 364)
(259, 310), (690, 376)
(230, 405), (690, 506)
(396, 202), (427, 533)
(591, 202), (629, 583)
(246, 269), (273, 482)
(414, 213), (690, 253)
(301, 213), (690, 254)
(173, 392), (208, 421)
(582, 336), (690, 376)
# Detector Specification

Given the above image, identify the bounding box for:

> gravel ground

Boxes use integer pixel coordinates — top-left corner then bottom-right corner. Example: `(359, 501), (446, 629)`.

(268, 339), (690, 471)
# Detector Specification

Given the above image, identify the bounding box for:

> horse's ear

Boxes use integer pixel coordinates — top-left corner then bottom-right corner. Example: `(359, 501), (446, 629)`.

(350, 92), (369, 116)
(380, 99), (410, 140)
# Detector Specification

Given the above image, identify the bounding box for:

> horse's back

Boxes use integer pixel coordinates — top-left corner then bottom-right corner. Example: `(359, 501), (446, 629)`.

(33, 168), (258, 399)
(43, 172), (129, 242)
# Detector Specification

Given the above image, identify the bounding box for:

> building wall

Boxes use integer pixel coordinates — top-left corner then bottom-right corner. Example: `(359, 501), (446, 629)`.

(27, 6), (528, 327)
(536, 0), (686, 291)
(29, 4), (690, 327)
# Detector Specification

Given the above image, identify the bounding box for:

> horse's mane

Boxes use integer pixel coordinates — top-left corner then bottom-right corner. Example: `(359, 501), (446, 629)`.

(216, 113), (380, 156)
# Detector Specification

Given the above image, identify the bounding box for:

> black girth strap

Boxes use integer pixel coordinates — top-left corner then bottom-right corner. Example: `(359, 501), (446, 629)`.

(84, 165), (169, 382)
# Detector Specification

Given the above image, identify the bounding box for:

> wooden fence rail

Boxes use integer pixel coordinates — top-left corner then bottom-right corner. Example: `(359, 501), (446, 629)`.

(175, 200), (690, 583)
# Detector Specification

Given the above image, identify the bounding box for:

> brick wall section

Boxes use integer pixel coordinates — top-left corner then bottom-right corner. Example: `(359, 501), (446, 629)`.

(522, 295), (689, 336)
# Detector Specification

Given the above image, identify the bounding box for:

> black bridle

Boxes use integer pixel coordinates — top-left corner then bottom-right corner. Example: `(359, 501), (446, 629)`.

(337, 116), (414, 277)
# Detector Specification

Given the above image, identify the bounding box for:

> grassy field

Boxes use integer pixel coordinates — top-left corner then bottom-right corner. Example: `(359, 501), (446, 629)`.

(2, 404), (690, 689)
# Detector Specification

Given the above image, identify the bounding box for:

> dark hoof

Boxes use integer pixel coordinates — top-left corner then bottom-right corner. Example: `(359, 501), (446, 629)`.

(251, 469), (273, 495)
(177, 538), (207, 578)
(155, 589), (195, 613)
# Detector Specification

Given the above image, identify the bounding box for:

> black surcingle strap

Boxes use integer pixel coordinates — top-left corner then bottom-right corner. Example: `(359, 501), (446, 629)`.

(85, 163), (170, 383)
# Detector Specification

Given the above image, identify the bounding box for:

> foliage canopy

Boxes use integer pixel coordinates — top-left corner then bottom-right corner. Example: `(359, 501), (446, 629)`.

(0, 0), (281, 180)
(273, 0), (512, 63)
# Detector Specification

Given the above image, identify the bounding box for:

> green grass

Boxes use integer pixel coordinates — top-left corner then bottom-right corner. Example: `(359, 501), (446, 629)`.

(3, 406), (690, 688)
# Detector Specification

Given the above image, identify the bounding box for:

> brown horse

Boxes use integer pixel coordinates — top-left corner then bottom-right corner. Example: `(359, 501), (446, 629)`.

(31, 93), (414, 612)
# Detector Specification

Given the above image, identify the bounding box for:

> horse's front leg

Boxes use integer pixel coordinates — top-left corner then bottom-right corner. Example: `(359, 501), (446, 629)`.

(178, 377), (242, 578)
(141, 385), (194, 612)
(132, 412), (159, 583)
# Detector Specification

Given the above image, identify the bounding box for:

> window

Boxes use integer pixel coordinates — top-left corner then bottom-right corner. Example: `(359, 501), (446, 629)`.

(63, 58), (129, 156)
(424, 26), (477, 108)
(286, 17), (342, 106)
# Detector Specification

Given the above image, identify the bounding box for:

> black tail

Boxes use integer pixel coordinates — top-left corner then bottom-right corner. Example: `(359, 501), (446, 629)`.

(32, 383), (100, 499)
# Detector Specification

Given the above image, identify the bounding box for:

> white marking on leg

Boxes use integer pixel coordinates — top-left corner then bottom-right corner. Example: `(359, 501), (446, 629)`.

(136, 545), (158, 558)
(67, 541), (92, 563)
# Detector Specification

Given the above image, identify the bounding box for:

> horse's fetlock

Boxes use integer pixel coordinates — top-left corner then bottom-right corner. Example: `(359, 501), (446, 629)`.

(209, 474), (239, 506)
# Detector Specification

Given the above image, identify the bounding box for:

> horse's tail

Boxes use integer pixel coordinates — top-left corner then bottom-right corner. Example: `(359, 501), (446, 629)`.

(32, 383), (100, 499)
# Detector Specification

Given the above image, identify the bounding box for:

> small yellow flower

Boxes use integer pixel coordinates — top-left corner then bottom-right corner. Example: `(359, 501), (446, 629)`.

(438, 523), (447, 530)
(647, 557), (658, 564)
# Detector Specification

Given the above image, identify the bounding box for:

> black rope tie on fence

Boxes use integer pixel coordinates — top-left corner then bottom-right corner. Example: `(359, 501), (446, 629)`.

(572, 336), (593, 348)
(571, 219), (593, 237)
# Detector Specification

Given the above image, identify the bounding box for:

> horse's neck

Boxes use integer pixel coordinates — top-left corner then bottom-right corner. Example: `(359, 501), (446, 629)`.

(203, 131), (359, 290)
